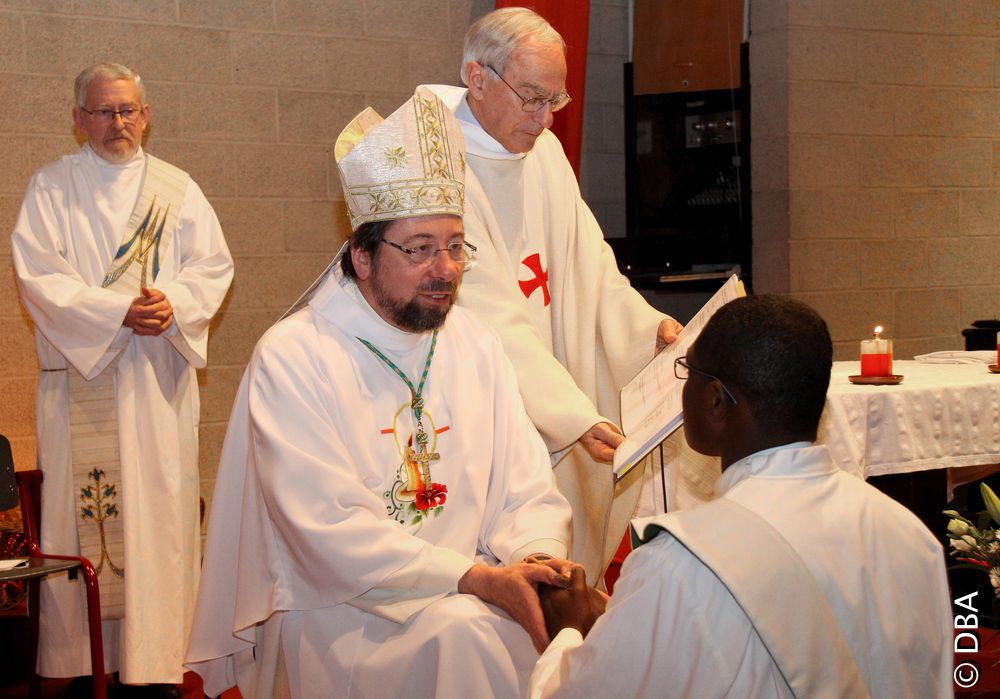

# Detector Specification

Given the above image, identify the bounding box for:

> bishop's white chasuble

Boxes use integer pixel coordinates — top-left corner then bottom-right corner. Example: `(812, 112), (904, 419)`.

(187, 263), (571, 698)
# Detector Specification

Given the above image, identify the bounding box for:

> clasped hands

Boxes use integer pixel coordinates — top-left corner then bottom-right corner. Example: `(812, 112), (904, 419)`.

(123, 287), (174, 336)
(458, 555), (600, 652)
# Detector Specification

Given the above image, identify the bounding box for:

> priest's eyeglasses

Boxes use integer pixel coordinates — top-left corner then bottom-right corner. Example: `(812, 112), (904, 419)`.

(486, 65), (571, 113)
(79, 106), (143, 124)
(674, 356), (738, 405)
(381, 240), (478, 271)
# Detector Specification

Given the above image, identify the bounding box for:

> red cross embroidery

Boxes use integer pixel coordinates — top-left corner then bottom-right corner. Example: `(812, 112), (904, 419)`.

(518, 253), (550, 306)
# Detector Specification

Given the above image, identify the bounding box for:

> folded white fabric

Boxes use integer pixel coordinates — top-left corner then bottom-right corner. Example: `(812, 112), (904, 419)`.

(913, 350), (996, 364)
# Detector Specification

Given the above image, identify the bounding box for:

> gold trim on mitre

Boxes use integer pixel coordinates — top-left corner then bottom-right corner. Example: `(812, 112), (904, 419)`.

(335, 85), (466, 231)
(334, 107), (383, 162)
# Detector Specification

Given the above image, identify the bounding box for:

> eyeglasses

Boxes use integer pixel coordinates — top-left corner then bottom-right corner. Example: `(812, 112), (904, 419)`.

(486, 65), (571, 114)
(79, 106), (143, 124)
(674, 356), (738, 405)
(381, 240), (478, 271)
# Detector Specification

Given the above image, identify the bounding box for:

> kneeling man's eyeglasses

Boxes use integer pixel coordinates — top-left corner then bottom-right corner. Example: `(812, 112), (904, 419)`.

(674, 356), (738, 405)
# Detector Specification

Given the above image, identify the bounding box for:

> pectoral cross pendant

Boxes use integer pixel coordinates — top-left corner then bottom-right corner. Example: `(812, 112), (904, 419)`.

(412, 448), (440, 468)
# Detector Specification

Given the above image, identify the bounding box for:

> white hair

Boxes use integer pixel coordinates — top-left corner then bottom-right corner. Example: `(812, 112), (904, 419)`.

(460, 7), (565, 85)
(74, 62), (146, 107)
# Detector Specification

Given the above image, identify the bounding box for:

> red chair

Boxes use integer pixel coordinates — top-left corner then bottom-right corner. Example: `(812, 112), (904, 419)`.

(0, 435), (106, 699)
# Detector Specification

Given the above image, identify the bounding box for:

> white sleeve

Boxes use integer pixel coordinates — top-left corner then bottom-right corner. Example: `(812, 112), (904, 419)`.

(528, 628), (584, 699)
(161, 179), (234, 368)
(11, 171), (134, 377)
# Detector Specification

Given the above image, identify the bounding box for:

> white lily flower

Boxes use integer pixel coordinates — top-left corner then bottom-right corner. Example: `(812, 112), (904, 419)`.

(952, 538), (973, 553)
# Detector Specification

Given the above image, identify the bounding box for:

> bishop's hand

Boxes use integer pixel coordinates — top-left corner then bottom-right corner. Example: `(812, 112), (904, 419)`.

(457, 560), (572, 652)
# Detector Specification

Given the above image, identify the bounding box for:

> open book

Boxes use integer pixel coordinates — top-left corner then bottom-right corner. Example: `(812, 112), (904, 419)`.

(614, 274), (746, 479)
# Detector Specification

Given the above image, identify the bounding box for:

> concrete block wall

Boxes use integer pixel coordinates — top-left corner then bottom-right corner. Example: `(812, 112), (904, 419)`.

(751, 0), (1000, 360)
(0, 0), (491, 513)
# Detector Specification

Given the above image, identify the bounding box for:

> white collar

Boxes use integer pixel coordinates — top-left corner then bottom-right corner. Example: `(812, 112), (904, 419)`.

(715, 442), (836, 497)
(304, 255), (430, 354)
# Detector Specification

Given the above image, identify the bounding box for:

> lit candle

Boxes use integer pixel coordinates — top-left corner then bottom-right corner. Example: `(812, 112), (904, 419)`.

(860, 325), (893, 377)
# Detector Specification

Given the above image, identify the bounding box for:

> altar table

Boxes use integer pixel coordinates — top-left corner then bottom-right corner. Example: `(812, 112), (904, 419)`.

(819, 360), (1000, 481)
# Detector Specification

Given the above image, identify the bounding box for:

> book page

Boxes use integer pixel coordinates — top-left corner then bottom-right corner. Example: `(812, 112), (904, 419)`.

(614, 275), (745, 478)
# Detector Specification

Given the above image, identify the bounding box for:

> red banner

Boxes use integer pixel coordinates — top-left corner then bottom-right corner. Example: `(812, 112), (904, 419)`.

(495, 0), (590, 178)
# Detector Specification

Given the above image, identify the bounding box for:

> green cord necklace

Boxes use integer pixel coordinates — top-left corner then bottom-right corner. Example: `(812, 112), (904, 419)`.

(358, 329), (440, 485)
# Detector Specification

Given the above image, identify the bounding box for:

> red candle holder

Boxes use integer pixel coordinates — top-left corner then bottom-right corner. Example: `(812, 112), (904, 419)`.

(860, 337), (893, 377)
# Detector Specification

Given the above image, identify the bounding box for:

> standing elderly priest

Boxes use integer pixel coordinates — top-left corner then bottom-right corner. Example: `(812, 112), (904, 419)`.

(11, 62), (233, 695)
(429, 8), (688, 584)
(185, 86), (574, 699)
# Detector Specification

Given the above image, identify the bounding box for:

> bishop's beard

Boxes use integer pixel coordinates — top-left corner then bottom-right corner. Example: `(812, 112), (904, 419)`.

(372, 275), (457, 333)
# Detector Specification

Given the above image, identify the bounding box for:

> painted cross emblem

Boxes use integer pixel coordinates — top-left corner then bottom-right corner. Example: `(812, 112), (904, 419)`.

(518, 253), (550, 306)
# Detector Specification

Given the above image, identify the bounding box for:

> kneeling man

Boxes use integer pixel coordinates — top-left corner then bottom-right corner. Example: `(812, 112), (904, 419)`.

(531, 295), (952, 699)
(186, 86), (573, 699)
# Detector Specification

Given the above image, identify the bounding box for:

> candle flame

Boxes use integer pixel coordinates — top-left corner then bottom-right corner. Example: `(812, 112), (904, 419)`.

(873, 325), (883, 339)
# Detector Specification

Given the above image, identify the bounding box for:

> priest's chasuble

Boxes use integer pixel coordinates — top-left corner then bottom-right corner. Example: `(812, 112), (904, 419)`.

(11, 144), (234, 683)
(186, 263), (572, 699)
(429, 85), (711, 582)
(529, 444), (953, 699)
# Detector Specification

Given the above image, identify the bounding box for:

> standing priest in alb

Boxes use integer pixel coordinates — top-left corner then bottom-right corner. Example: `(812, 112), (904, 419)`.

(11, 62), (234, 695)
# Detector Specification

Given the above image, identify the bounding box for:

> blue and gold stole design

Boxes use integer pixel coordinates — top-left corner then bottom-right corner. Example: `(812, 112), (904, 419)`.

(101, 154), (189, 294)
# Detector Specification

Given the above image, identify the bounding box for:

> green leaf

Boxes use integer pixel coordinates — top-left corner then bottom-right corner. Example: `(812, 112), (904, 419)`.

(983, 483), (1000, 526)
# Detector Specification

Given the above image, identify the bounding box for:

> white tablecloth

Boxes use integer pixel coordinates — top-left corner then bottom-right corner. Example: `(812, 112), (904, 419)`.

(818, 360), (1000, 479)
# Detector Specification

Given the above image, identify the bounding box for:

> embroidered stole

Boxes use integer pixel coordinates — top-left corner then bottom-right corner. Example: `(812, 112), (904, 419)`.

(632, 500), (872, 699)
(69, 154), (190, 619)
(101, 155), (190, 293)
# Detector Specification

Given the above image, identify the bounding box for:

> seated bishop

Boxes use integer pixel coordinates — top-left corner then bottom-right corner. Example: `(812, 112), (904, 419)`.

(184, 86), (575, 699)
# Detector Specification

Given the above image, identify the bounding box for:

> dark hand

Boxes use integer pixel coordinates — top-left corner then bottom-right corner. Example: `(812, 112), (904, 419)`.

(538, 566), (605, 640)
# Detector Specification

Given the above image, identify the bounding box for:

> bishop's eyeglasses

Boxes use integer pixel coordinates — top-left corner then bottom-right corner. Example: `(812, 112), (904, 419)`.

(486, 65), (571, 114)
(79, 106), (143, 124)
(674, 356), (738, 405)
(381, 240), (478, 271)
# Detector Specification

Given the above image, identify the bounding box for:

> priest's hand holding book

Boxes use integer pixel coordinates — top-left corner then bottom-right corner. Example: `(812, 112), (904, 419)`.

(656, 317), (684, 355)
(579, 422), (624, 463)
(578, 317), (684, 464)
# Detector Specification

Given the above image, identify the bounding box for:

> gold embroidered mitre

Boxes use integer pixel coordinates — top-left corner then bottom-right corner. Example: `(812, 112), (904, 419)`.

(335, 85), (466, 231)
